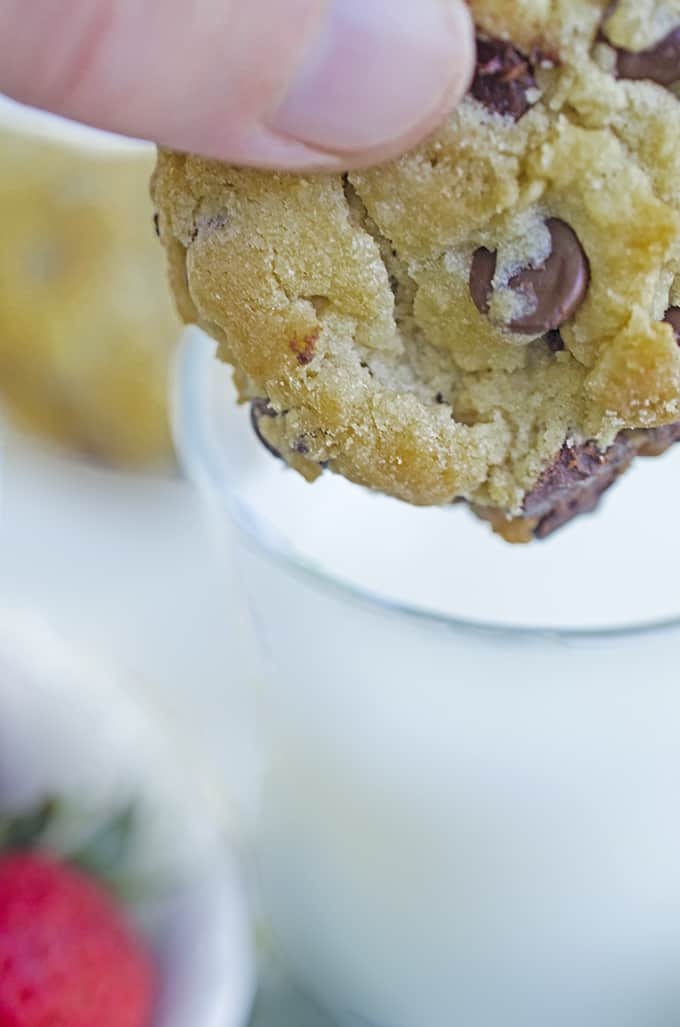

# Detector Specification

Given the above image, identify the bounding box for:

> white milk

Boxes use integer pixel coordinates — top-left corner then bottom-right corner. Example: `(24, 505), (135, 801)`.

(192, 332), (680, 632)
(178, 332), (680, 1027)
(239, 440), (680, 632)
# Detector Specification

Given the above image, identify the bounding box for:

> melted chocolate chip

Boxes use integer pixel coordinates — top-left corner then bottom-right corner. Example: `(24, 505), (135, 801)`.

(153, 213), (160, 238)
(471, 38), (537, 120)
(250, 399), (282, 460)
(545, 330), (565, 353)
(636, 421), (680, 456)
(664, 307), (680, 343)
(615, 27), (680, 86)
(470, 220), (590, 335)
(524, 439), (633, 538)
(521, 422), (680, 539)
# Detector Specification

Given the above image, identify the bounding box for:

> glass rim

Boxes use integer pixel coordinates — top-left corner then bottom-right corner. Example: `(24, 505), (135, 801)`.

(173, 331), (680, 643)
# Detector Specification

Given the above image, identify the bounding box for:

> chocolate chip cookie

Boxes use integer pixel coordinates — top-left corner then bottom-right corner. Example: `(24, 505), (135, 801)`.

(152, 0), (680, 540)
(1, 124), (179, 467)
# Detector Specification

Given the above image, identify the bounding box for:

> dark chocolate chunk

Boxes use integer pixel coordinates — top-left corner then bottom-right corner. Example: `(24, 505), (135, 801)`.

(545, 330), (565, 353)
(523, 422), (680, 539)
(471, 38), (537, 120)
(615, 27), (680, 86)
(664, 307), (680, 343)
(473, 420), (680, 541)
(524, 438), (634, 539)
(469, 219), (590, 335)
(635, 421), (680, 456)
(250, 399), (282, 460)
(469, 247), (497, 315)
(153, 213), (160, 238)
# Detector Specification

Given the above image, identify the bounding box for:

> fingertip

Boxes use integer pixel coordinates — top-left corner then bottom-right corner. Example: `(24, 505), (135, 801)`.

(262, 0), (476, 169)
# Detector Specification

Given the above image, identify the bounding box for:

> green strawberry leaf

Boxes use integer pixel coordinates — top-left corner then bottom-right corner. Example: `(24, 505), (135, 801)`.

(0, 799), (162, 904)
(70, 804), (136, 886)
(0, 797), (59, 852)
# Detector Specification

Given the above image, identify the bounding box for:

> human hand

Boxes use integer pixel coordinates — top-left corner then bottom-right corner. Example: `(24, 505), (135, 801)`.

(0, 0), (474, 170)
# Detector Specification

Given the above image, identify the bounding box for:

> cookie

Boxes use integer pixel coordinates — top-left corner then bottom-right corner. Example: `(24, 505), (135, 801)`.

(0, 119), (180, 467)
(152, 0), (680, 540)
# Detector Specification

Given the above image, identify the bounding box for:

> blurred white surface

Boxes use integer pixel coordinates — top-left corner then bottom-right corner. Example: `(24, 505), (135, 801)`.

(0, 429), (259, 800)
(249, 959), (336, 1027)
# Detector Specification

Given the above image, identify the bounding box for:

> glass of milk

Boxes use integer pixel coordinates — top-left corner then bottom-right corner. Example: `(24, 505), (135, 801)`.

(175, 329), (680, 1027)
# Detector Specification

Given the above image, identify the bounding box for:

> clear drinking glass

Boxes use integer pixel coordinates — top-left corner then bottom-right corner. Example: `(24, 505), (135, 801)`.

(174, 329), (680, 1027)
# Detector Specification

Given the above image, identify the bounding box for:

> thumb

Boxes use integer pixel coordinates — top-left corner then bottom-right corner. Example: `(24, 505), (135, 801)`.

(0, 0), (475, 170)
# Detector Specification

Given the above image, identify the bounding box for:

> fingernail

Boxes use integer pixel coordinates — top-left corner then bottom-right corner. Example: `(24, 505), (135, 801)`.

(269, 0), (474, 156)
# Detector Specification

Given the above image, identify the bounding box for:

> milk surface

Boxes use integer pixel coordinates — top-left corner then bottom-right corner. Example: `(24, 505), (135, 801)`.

(204, 333), (680, 631)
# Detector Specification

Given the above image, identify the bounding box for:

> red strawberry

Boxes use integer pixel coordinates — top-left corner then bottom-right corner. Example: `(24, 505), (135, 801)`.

(0, 851), (156, 1027)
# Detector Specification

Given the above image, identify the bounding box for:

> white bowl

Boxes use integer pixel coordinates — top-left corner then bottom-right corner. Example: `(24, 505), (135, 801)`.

(0, 606), (255, 1027)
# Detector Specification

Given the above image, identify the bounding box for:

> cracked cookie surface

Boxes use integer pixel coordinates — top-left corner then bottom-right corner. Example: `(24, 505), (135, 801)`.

(152, 0), (680, 539)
